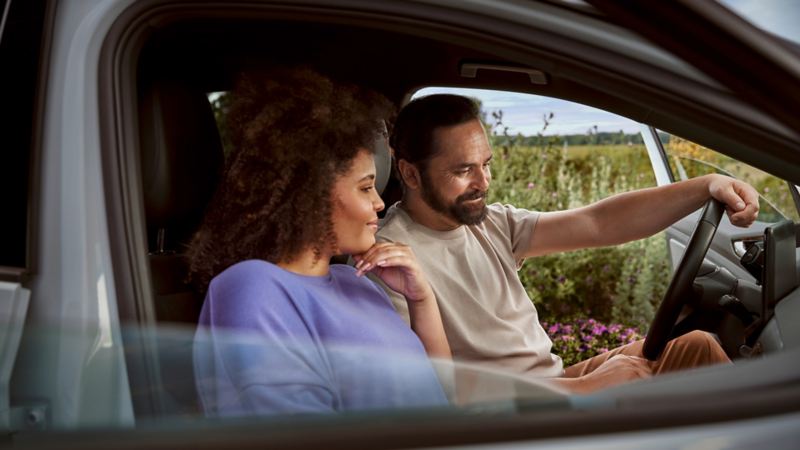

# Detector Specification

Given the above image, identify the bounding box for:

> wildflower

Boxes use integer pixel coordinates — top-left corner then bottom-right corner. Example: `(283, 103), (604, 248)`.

(527, 182), (535, 189)
(557, 275), (566, 284)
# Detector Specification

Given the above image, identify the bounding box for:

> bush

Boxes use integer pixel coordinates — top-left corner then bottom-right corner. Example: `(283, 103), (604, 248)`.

(542, 319), (643, 366)
(487, 127), (671, 332)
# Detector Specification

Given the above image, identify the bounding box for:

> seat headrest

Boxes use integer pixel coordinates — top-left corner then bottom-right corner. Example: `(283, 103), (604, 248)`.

(373, 125), (392, 195)
(139, 81), (224, 245)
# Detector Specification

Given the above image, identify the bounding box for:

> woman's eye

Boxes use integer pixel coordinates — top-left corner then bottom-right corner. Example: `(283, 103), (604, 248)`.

(361, 186), (374, 192)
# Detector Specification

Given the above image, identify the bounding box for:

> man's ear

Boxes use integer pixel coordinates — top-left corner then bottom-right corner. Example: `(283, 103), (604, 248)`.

(397, 159), (422, 191)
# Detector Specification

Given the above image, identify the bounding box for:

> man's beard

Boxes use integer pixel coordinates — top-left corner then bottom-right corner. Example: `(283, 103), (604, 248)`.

(420, 171), (488, 225)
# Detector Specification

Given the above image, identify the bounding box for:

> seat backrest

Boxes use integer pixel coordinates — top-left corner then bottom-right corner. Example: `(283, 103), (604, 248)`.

(139, 80), (224, 324)
(136, 79), (225, 417)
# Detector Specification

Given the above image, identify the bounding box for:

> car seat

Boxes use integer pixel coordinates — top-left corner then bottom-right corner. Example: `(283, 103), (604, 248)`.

(137, 79), (223, 416)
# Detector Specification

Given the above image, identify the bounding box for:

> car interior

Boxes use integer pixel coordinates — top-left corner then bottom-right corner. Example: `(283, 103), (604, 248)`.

(124, 8), (800, 421)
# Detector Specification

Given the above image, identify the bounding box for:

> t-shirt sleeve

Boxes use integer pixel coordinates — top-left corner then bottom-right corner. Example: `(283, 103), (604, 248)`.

(198, 265), (338, 415)
(499, 203), (540, 266)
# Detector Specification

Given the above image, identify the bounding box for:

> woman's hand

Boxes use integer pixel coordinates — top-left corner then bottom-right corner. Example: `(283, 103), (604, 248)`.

(353, 242), (433, 303)
(353, 242), (450, 359)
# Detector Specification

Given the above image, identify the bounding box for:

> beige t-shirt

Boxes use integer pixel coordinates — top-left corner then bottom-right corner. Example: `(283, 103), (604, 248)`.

(375, 202), (564, 378)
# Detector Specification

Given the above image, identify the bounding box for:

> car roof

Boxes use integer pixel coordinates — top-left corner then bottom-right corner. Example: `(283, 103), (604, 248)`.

(128, 1), (800, 184)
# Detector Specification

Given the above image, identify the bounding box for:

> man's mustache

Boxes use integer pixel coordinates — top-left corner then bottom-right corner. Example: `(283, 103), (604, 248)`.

(457, 190), (488, 203)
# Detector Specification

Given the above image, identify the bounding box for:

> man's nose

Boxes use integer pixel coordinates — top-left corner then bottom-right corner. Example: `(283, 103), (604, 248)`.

(473, 166), (491, 191)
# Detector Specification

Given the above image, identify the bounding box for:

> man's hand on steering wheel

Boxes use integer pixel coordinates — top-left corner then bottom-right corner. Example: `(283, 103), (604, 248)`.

(643, 175), (759, 361)
(707, 174), (760, 227)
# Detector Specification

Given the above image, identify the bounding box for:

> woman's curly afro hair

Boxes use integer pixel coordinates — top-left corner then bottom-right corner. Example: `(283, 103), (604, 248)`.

(187, 68), (394, 290)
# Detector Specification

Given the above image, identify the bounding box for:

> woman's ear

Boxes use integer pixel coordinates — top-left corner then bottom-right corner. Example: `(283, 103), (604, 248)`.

(397, 159), (422, 191)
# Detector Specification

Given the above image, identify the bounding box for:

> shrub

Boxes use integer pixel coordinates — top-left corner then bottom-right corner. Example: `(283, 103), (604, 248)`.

(487, 122), (671, 331)
(542, 319), (643, 366)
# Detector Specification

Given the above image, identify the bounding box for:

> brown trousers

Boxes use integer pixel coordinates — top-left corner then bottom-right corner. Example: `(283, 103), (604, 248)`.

(564, 330), (731, 378)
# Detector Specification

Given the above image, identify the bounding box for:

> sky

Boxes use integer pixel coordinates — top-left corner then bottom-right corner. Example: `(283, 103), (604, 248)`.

(414, 1), (799, 138)
(413, 87), (641, 136)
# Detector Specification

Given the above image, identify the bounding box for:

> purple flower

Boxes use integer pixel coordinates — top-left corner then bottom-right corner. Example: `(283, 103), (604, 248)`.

(557, 275), (566, 284)
(527, 182), (535, 189)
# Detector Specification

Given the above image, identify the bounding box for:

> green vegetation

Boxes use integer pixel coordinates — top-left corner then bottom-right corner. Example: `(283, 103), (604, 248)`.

(488, 134), (670, 333)
(488, 125), (797, 364)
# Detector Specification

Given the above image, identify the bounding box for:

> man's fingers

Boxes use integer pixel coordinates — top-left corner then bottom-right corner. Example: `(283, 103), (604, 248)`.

(716, 183), (746, 212)
(734, 180), (760, 209)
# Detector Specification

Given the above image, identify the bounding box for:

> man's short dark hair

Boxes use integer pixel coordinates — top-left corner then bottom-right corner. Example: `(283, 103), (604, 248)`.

(390, 94), (481, 172)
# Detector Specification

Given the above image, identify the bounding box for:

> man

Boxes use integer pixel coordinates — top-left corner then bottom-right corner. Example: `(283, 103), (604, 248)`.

(366, 94), (759, 393)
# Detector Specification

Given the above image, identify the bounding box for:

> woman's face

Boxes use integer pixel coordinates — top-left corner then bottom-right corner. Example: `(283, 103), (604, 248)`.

(331, 149), (385, 255)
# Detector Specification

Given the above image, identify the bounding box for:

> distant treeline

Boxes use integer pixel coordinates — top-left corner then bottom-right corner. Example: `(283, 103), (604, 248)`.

(492, 131), (647, 147)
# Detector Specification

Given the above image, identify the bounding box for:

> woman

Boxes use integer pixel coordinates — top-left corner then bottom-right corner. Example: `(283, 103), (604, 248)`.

(189, 69), (450, 416)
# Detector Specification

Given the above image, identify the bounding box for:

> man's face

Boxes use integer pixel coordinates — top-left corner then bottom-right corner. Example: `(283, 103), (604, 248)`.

(418, 118), (493, 225)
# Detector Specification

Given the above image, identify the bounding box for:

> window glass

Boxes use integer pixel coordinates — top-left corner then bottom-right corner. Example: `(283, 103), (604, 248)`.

(660, 131), (799, 223)
(414, 87), (666, 360)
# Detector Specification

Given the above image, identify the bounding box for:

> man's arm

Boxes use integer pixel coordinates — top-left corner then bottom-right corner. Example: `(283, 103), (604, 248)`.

(525, 174), (760, 258)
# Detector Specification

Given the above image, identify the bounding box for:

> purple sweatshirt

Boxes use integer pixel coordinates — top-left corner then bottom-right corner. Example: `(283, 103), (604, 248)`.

(193, 260), (447, 416)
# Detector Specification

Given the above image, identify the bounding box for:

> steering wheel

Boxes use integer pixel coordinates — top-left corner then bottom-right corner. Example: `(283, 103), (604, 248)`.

(642, 199), (725, 360)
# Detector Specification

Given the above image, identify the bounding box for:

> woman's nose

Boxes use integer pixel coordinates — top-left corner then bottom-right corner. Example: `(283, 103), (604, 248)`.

(373, 192), (385, 212)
